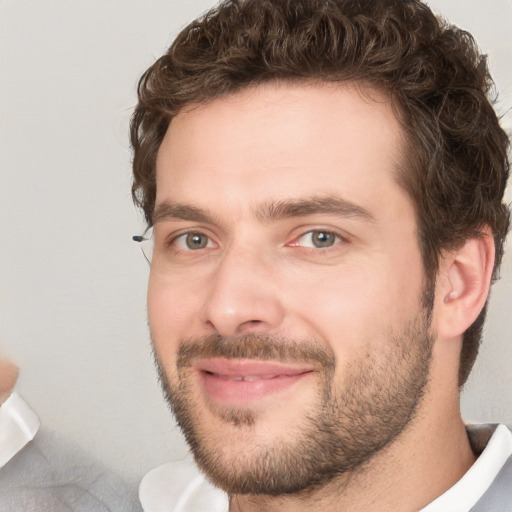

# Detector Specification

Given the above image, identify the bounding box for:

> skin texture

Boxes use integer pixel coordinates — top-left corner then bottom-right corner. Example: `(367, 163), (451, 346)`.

(149, 82), (491, 511)
(0, 360), (19, 405)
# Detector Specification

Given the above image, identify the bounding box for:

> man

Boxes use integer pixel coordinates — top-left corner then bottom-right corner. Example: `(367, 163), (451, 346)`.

(0, 358), (142, 511)
(131, 0), (511, 510)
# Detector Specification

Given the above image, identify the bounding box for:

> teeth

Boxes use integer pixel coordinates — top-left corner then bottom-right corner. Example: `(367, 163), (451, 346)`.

(222, 375), (275, 381)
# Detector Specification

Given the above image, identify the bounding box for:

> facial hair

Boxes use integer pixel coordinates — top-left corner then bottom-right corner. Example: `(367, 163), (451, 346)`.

(154, 314), (434, 496)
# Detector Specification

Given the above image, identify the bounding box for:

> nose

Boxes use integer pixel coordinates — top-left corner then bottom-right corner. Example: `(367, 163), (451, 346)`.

(201, 245), (285, 337)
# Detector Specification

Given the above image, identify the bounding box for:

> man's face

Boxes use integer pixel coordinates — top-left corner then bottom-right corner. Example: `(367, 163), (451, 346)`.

(149, 82), (434, 495)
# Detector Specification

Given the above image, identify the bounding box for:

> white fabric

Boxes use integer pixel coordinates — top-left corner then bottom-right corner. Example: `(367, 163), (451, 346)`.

(139, 459), (228, 512)
(421, 424), (512, 512)
(139, 425), (512, 512)
(0, 392), (40, 469)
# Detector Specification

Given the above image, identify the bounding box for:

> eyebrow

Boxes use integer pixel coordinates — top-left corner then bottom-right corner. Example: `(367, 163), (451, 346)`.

(152, 202), (215, 225)
(257, 196), (375, 223)
(152, 195), (375, 225)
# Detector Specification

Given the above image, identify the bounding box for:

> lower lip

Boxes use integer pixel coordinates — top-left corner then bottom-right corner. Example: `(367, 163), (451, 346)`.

(198, 370), (312, 406)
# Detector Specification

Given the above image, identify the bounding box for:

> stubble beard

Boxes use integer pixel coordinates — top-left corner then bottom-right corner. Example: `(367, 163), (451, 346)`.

(153, 311), (434, 497)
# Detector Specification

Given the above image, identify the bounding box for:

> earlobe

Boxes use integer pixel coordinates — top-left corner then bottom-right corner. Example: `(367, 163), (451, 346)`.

(436, 227), (495, 339)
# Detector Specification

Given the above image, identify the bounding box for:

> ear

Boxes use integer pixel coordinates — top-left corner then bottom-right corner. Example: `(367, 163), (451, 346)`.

(435, 227), (495, 339)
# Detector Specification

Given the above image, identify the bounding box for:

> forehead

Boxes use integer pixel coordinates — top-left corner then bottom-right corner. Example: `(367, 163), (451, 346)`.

(155, 81), (408, 219)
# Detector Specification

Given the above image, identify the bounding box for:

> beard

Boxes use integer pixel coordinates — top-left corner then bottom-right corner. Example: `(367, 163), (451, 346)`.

(153, 310), (434, 497)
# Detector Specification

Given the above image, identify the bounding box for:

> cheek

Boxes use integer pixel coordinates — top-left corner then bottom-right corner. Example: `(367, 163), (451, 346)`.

(284, 258), (424, 353)
(147, 275), (199, 364)
(148, 271), (203, 319)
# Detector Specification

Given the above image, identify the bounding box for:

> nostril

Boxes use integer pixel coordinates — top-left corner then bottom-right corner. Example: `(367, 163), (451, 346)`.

(244, 320), (264, 328)
(236, 319), (267, 335)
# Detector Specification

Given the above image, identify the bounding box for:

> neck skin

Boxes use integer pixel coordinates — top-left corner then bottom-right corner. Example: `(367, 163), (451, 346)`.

(229, 341), (475, 512)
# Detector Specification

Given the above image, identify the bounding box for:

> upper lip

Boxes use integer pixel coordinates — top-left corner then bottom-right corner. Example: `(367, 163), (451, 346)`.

(192, 357), (314, 378)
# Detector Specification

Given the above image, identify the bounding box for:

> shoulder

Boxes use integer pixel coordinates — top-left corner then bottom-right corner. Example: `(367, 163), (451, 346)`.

(0, 428), (142, 512)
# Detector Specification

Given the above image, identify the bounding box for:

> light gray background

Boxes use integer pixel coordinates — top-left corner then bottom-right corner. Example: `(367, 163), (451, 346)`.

(1, 0), (511, 488)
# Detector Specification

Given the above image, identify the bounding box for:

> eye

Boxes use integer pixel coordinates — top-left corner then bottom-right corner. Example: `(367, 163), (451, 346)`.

(295, 230), (342, 249)
(174, 232), (213, 250)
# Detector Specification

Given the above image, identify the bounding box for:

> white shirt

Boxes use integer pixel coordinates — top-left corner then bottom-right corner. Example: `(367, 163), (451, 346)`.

(139, 424), (512, 512)
(0, 392), (40, 469)
(421, 424), (512, 511)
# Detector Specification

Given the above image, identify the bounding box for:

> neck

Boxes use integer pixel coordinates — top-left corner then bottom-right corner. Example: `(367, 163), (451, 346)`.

(229, 398), (475, 512)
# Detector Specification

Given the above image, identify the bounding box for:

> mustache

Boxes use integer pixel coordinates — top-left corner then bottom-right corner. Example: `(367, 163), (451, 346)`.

(176, 334), (336, 371)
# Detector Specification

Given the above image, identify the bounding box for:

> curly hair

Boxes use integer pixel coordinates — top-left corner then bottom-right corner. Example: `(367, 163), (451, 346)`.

(130, 0), (510, 386)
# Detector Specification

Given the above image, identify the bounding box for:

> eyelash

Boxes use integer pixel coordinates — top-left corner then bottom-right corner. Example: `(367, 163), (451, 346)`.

(289, 230), (346, 250)
(168, 231), (216, 251)
(165, 228), (347, 253)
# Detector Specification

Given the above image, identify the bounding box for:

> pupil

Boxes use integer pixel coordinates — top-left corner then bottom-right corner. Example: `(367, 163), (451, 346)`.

(313, 232), (334, 248)
(187, 233), (207, 249)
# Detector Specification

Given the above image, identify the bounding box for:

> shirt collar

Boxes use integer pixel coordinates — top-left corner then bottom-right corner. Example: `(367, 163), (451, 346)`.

(0, 392), (40, 468)
(420, 424), (512, 512)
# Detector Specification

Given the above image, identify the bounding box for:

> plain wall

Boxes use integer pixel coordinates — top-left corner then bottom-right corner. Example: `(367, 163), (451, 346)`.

(1, 0), (511, 487)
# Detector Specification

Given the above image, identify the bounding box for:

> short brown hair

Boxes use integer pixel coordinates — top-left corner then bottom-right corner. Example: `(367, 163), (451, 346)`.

(131, 0), (510, 385)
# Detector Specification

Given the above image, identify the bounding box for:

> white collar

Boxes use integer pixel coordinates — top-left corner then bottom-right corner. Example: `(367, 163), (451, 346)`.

(420, 424), (512, 511)
(0, 392), (40, 469)
(139, 458), (228, 512)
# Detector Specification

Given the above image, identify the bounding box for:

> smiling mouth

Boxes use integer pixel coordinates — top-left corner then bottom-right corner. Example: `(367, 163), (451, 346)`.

(196, 358), (314, 381)
(193, 358), (314, 405)
(206, 372), (304, 382)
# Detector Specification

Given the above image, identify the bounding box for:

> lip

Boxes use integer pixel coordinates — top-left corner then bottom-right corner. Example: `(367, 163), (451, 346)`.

(193, 358), (314, 406)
